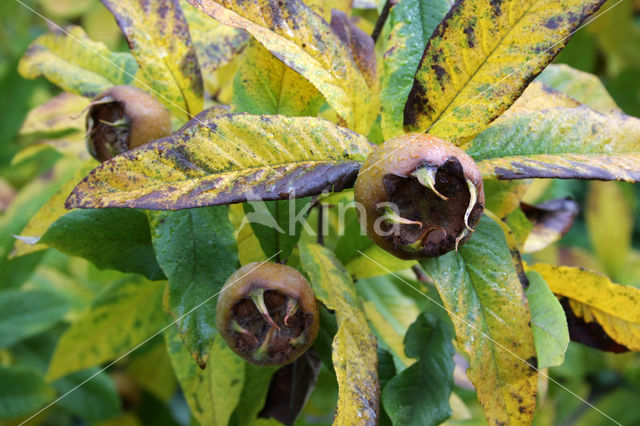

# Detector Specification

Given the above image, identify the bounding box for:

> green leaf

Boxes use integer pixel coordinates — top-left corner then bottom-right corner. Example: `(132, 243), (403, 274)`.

(299, 242), (379, 424)
(0, 365), (55, 419)
(18, 26), (137, 97)
(0, 289), (69, 349)
(404, 0), (606, 145)
(53, 368), (121, 422)
(185, 0), (374, 134)
(165, 329), (245, 426)
(345, 244), (416, 280)
(37, 208), (165, 280)
(536, 64), (619, 113)
(66, 114), (371, 210)
(382, 313), (454, 426)
(243, 198), (311, 261)
(380, 0), (452, 138)
(233, 40), (323, 117)
(102, 0), (204, 119)
(230, 363), (277, 426)
(46, 276), (166, 381)
(182, 0), (249, 74)
(469, 106), (640, 181)
(149, 206), (238, 367)
(525, 271), (569, 369)
(420, 215), (537, 425)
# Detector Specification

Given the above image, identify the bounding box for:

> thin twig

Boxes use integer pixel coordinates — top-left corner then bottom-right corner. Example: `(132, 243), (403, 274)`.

(412, 264), (432, 284)
(371, 0), (394, 43)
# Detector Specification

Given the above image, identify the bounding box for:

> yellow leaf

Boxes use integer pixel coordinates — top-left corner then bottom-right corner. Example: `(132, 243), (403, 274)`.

(470, 107), (640, 182)
(185, 0), (374, 134)
(345, 244), (415, 280)
(586, 182), (632, 280)
(102, 0), (204, 120)
(505, 81), (581, 113)
(299, 242), (379, 424)
(164, 330), (245, 425)
(404, 0), (606, 145)
(46, 277), (166, 381)
(18, 26), (137, 97)
(20, 93), (89, 136)
(126, 340), (176, 402)
(65, 113), (371, 210)
(527, 263), (640, 351)
(182, 0), (249, 74)
(12, 160), (98, 258)
(232, 40), (324, 116)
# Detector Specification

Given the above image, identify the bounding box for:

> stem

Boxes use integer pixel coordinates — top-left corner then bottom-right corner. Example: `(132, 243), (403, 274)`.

(371, 0), (394, 43)
(412, 265), (432, 284)
(317, 203), (324, 246)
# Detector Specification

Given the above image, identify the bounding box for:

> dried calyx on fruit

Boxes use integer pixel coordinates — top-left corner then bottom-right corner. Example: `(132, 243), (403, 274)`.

(354, 133), (485, 260)
(216, 262), (319, 366)
(86, 85), (171, 162)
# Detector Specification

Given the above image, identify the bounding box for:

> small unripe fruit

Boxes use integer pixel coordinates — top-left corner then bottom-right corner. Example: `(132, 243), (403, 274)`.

(354, 134), (485, 259)
(216, 262), (319, 366)
(86, 85), (171, 161)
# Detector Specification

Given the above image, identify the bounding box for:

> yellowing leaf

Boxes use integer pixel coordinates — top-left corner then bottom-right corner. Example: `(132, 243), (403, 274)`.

(506, 81), (581, 113)
(345, 244), (415, 280)
(102, 0), (203, 120)
(536, 64), (619, 113)
(66, 113), (371, 210)
(421, 216), (537, 425)
(470, 107), (640, 181)
(20, 93), (89, 137)
(182, 0), (249, 74)
(527, 263), (640, 351)
(18, 26), (137, 97)
(299, 242), (379, 424)
(586, 182), (632, 280)
(404, 0), (606, 145)
(165, 330), (245, 425)
(12, 160), (98, 258)
(46, 277), (166, 381)
(185, 0), (374, 134)
(232, 40), (324, 116)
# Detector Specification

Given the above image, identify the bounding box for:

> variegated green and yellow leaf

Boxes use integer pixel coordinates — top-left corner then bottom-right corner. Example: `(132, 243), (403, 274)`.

(46, 276), (166, 381)
(299, 242), (379, 424)
(232, 41), (323, 116)
(20, 93), (89, 137)
(18, 26), (137, 97)
(527, 263), (640, 351)
(506, 81), (581, 113)
(102, 0), (203, 120)
(469, 106), (640, 181)
(185, 0), (374, 134)
(536, 64), (619, 113)
(380, 0), (452, 139)
(420, 216), (537, 426)
(65, 114), (371, 210)
(586, 181), (632, 281)
(165, 330), (245, 425)
(404, 0), (606, 145)
(182, 0), (249, 74)
(12, 160), (98, 258)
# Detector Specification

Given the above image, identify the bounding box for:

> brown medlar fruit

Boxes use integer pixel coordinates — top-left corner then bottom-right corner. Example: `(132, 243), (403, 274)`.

(354, 133), (485, 259)
(216, 262), (319, 366)
(86, 85), (171, 161)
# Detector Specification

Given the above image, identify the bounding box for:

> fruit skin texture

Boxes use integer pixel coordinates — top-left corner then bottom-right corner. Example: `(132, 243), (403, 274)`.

(354, 133), (485, 260)
(216, 262), (319, 366)
(86, 85), (171, 161)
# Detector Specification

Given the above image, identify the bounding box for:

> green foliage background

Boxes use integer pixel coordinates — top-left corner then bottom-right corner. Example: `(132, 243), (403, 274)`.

(1, 0), (639, 425)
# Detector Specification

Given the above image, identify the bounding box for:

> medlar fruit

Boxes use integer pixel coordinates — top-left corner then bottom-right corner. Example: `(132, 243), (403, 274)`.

(86, 85), (171, 161)
(216, 262), (319, 366)
(354, 133), (485, 259)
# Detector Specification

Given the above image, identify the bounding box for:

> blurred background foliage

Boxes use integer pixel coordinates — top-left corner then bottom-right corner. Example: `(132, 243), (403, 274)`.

(0, 0), (639, 425)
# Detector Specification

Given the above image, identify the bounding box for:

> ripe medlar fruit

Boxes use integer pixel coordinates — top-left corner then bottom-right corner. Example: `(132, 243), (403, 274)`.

(86, 85), (171, 161)
(216, 262), (319, 366)
(354, 133), (485, 259)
